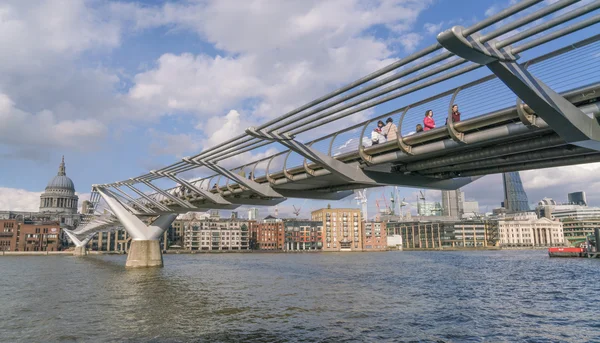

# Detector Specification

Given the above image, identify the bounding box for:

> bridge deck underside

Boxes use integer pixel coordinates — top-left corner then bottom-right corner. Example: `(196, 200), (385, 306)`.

(136, 83), (600, 214)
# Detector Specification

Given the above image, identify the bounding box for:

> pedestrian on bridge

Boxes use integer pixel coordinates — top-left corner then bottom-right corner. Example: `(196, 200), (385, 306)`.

(371, 120), (387, 145)
(383, 117), (398, 141)
(423, 110), (435, 131)
(451, 104), (461, 123)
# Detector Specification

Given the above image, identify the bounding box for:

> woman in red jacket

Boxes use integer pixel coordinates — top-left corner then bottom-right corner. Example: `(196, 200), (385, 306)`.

(423, 110), (435, 131)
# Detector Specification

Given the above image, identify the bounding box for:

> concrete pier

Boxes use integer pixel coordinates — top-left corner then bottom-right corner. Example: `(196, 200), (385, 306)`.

(73, 246), (87, 256)
(126, 240), (163, 268)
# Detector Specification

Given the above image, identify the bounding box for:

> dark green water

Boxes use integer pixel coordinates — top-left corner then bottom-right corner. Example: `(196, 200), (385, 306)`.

(0, 250), (598, 342)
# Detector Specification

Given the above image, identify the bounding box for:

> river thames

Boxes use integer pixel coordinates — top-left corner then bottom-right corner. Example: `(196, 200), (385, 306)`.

(0, 250), (598, 342)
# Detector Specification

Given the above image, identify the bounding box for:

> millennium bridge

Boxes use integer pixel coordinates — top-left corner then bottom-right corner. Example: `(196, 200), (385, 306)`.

(65, 0), (600, 267)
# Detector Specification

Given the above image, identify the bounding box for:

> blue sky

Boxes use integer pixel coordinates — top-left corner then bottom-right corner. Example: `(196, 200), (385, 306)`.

(1, 0), (599, 218)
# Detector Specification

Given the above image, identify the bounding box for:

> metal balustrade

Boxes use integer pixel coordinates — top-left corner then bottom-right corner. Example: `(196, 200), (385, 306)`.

(71, 0), (600, 239)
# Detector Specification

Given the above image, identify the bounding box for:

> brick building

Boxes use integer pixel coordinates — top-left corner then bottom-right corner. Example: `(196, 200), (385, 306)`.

(249, 215), (284, 250)
(311, 207), (362, 251)
(0, 219), (17, 251)
(284, 220), (322, 251)
(0, 219), (64, 252)
(362, 221), (387, 251)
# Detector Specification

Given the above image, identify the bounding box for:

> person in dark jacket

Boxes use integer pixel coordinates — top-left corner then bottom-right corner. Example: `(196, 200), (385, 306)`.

(451, 104), (461, 123)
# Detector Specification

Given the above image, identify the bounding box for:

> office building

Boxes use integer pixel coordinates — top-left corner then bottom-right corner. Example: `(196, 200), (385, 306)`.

(248, 208), (259, 220)
(562, 218), (600, 246)
(249, 215), (284, 250)
(497, 213), (564, 247)
(502, 172), (530, 213)
(284, 220), (322, 251)
(441, 190), (463, 218)
(417, 201), (442, 216)
(387, 219), (498, 249)
(462, 201), (480, 217)
(311, 207), (362, 251)
(536, 198), (600, 220)
(568, 191), (587, 206)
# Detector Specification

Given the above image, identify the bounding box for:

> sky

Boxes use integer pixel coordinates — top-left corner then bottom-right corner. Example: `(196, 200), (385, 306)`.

(1, 0), (599, 219)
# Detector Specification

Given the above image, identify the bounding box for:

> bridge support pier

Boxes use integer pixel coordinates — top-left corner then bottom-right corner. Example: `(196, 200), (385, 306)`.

(126, 240), (163, 268)
(73, 246), (87, 256)
(64, 230), (95, 257)
(96, 187), (178, 268)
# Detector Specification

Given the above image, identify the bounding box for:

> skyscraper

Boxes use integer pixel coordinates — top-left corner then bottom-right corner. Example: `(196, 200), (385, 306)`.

(502, 172), (530, 213)
(442, 189), (464, 218)
(568, 191), (587, 206)
(248, 208), (259, 220)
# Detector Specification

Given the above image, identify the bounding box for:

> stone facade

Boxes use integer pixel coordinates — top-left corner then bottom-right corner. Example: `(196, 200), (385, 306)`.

(498, 213), (565, 247)
(39, 156), (78, 215)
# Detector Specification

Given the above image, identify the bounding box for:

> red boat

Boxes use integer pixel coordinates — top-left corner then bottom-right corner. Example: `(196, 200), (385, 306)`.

(548, 247), (584, 257)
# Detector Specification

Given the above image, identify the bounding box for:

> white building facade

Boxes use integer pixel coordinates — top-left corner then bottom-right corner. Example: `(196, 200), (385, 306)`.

(498, 213), (565, 247)
(183, 217), (249, 251)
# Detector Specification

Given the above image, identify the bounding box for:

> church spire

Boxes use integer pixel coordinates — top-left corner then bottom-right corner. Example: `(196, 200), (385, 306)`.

(58, 155), (66, 176)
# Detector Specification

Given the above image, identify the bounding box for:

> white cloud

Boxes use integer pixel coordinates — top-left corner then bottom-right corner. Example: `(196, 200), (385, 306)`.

(424, 22), (444, 35)
(0, 187), (42, 211)
(0, 187), (90, 212)
(124, 0), (430, 126)
(485, 5), (499, 17)
(0, 93), (107, 153)
(147, 129), (203, 158)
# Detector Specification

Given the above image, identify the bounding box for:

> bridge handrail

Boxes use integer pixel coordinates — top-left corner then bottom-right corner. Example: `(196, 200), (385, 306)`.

(132, 33), (600, 205)
(89, 1), (600, 213)
(140, 80), (600, 207)
(144, 0), (599, 177)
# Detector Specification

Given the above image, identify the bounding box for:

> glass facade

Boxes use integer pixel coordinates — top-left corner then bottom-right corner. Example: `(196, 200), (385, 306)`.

(502, 172), (530, 213)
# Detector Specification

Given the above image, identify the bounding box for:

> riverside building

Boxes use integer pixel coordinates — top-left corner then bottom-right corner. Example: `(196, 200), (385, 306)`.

(284, 220), (322, 251)
(497, 213), (565, 247)
(362, 221), (387, 251)
(182, 213), (249, 251)
(558, 218), (599, 246)
(311, 207), (362, 252)
(1, 157), (81, 228)
(249, 215), (284, 250)
(0, 219), (64, 251)
(387, 219), (498, 249)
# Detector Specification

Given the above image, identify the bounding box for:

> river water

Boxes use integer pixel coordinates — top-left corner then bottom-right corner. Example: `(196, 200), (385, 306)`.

(0, 250), (599, 342)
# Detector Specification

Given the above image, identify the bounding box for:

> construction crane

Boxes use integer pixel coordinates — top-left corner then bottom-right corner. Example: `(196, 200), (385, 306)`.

(292, 199), (307, 219)
(354, 189), (368, 221)
(292, 205), (301, 218)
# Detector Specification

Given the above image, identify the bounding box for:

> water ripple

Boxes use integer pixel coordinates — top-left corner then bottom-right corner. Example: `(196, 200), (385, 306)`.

(0, 251), (599, 342)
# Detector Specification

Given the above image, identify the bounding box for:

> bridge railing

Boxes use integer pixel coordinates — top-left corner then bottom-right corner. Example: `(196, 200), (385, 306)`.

(186, 38), (599, 199)
(88, 0), (600, 214)
(131, 35), (600, 209)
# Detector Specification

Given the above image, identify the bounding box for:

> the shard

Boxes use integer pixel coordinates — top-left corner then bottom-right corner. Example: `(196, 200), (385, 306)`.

(502, 172), (530, 213)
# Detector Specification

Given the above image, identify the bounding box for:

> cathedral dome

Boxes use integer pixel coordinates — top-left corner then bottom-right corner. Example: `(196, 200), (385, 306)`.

(46, 175), (75, 192)
(44, 156), (76, 193)
(40, 156), (78, 214)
